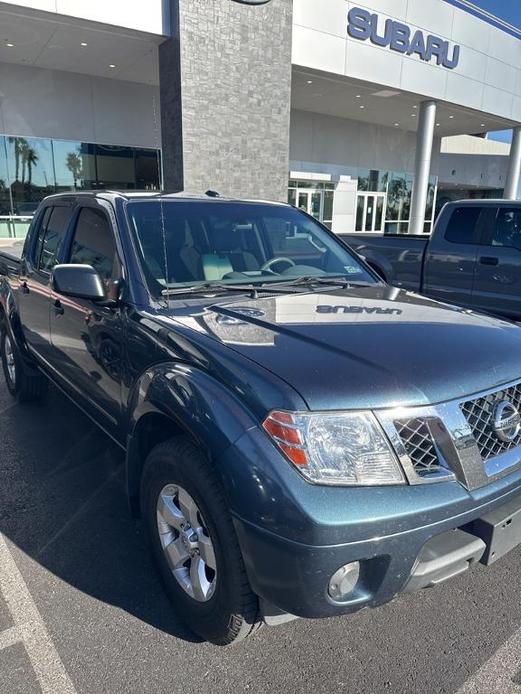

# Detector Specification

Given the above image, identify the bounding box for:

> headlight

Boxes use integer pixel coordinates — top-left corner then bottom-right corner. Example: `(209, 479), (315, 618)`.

(262, 410), (405, 486)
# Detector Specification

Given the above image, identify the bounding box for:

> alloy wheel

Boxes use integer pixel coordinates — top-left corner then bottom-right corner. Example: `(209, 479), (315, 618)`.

(156, 484), (217, 602)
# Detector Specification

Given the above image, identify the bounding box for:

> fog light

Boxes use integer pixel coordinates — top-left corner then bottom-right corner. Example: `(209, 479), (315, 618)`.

(328, 562), (360, 602)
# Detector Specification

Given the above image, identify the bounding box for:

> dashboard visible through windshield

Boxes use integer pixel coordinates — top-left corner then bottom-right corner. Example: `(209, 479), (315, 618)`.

(126, 199), (377, 296)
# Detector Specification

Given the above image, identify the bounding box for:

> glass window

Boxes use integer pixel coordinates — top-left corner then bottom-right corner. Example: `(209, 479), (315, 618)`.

(127, 200), (377, 295)
(52, 140), (96, 192)
(70, 207), (117, 280)
(323, 190), (334, 223)
(287, 188), (296, 207)
(5, 137), (55, 214)
(490, 208), (521, 250)
(32, 208), (52, 266)
(38, 206), (72, 272)
(445, 206), (482, 245)
(356, 196), (364, 231)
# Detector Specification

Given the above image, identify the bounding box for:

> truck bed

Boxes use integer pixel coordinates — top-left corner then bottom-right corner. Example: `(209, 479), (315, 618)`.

(0, 243), (23, 277)
(340, 233), (428, 290)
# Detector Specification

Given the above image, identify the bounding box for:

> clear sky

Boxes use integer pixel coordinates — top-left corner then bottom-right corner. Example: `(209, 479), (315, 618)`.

(466, 0), (521, 29)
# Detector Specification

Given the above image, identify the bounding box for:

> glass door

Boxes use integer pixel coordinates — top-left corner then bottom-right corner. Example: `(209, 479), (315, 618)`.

(297, 190), (322, 220)
(355, 193), (386, 232)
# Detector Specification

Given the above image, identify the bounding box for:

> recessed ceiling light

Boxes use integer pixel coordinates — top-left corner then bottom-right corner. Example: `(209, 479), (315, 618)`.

(436, 123), (440, 126)
(413, 105), (417, 109)
(481, 123), (485, 127)
(394, 123), (399, 127)
(449, 115), (454, 119)
(80, 42), (88, 47)
(306, 80), (313, 84)
(359, 105), (365, 109)
(109, 64), (117, 68)
(355, 94), (361, 98)
(6, 42), (14, 48)
(411, 113), (416, 117)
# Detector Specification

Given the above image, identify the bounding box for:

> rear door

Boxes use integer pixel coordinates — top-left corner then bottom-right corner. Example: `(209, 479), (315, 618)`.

(423, 205), (485, 307)
(472, 205), (521, 319)
(18, 203), (74, 363)
(49, 202), (124, 436)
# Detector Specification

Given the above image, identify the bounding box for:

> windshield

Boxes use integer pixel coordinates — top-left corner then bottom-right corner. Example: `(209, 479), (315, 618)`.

(126, 199), (377, 296)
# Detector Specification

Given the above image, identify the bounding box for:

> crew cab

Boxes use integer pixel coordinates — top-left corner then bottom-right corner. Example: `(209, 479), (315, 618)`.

(343, 200), (521, 320)
(2, 191), (521, 645)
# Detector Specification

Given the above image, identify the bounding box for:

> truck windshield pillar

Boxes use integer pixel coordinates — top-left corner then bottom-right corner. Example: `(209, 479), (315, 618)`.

(504, 127), (521, 201)
(409, 100), (437, 235)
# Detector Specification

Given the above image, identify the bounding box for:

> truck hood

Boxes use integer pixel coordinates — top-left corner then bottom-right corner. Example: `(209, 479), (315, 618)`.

(167, 286), (521, 410)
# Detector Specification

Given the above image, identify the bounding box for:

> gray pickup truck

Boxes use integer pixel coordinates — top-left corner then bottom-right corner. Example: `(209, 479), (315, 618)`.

(343, 200), (521, 321)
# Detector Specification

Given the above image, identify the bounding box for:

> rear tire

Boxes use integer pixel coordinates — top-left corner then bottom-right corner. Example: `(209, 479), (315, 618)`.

(141, 436), (262, 645)
(0, 328), (47, 402)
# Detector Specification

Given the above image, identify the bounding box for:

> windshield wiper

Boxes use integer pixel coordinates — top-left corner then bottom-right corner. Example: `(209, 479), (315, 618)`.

(162, 282), (302, 298)
(263, 276), (377, 289)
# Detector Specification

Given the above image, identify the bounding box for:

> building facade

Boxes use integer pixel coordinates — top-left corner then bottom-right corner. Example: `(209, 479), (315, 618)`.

(0, 0), (519, 240)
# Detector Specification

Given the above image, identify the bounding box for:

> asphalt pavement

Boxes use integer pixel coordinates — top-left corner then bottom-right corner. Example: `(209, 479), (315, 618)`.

(1, 378), (521, 694)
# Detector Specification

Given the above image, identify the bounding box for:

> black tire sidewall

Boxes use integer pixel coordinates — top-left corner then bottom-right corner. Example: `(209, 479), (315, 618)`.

(141, 441), (257, 643)
(1, 329), (18, 396)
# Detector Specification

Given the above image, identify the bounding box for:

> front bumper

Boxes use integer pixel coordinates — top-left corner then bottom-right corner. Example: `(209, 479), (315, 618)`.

(218, 428), (521, 620)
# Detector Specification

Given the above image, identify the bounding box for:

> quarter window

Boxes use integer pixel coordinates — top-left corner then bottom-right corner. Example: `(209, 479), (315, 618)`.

(444, 207), (482, 245)
(69, 207), (117, 280)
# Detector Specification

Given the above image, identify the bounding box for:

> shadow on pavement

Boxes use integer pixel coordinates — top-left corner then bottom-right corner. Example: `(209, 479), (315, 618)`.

(0, 383), (201, 644)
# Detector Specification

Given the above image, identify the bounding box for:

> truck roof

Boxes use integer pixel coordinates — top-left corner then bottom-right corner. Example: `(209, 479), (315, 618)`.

(41, 190), (289, 207)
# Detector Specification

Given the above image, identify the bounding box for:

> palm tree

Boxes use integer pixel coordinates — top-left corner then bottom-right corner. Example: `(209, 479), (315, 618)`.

(66, 152), (82, 189)
(25, 147), (39, 187)
(8, 137), (28, 182)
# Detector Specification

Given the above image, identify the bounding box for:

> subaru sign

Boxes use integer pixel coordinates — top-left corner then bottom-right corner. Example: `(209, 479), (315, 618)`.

(231, 0), (272, 4)
(347, 7), (460, 70)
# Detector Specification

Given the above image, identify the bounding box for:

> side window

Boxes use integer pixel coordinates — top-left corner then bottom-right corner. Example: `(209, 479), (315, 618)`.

(31, 208), (52, 267)
(69, 207), (117, 281)
(489, 208), (521, 250)
(444, 207), (482, 245)
(38, 206), (72, 272)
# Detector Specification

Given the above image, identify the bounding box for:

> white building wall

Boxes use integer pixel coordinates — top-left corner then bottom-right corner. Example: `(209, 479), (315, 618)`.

(0, 62), (161, 148)
(0, 0), (169, 36)
(292, 0), (521, 122)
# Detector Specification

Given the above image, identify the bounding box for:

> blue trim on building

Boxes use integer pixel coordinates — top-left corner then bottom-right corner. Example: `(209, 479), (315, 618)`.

(442, 0), (521, 40)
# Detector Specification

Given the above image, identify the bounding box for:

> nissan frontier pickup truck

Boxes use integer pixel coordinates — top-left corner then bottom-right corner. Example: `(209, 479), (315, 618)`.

(2, 191), (521, 645)
(343, 200), (521, 321)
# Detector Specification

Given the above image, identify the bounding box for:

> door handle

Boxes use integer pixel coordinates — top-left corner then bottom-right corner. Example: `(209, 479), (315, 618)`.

(53, 299), (64, 316)
(479, 256), (499, 266)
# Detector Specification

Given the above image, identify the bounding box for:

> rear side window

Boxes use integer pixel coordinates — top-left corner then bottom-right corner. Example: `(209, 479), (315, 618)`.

(69, 207), (117, 280)
(36, 206), (72, 272)
(444, 207), (482, 245)
(489, 208), (521, 250)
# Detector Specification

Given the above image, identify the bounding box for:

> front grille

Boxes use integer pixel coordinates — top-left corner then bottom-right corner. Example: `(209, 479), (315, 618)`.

(461, 382), (521, 461)
(395, 418), (442, 476)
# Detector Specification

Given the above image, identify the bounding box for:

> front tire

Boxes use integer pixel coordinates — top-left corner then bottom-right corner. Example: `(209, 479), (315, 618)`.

(0, 328), (47, 402)
(141, 436), (262, 645)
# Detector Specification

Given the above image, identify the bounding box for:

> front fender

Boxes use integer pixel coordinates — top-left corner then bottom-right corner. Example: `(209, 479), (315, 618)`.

(126, 362), (263, 513)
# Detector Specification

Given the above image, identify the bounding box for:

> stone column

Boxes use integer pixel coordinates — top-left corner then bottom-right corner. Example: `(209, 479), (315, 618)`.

(159, 0), (293, 201)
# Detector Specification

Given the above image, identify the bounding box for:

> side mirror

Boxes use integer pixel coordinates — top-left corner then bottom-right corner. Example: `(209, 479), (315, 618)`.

(52, 264), (106, 301)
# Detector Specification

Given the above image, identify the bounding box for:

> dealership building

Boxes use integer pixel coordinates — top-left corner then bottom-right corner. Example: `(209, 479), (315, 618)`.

(0, 0), (520, 239)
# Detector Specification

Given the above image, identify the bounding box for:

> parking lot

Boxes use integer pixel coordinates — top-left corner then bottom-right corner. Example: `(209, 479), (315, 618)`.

(1, 379), (521, 694)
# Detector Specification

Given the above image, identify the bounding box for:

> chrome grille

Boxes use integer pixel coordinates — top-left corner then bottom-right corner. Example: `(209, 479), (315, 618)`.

(395, 418), (441, 476)
(461, 383), (521, 461)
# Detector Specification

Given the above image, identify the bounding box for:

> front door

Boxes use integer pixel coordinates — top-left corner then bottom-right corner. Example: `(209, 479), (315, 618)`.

(472, 205), (521, 320)
(356, 193), (386, 232)
(49, 203), (124, 437)
(18, 204), (73, 363)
